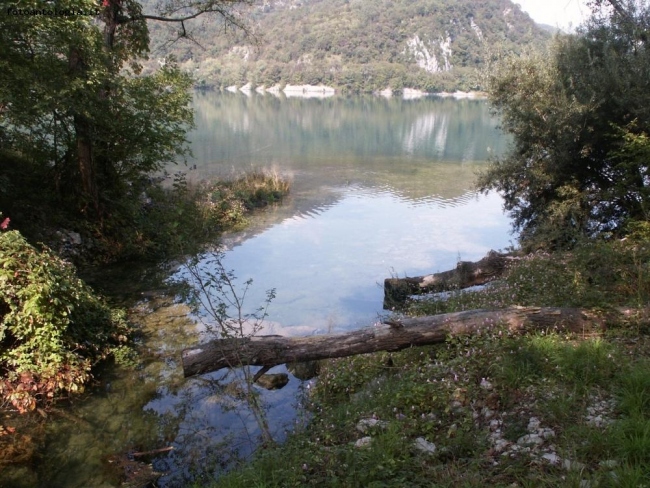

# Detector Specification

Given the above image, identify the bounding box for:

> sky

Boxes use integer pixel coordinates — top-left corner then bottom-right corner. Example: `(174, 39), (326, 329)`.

(515, 0), (591, 31)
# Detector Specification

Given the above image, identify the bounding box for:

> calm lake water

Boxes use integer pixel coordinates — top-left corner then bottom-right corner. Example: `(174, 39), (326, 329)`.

(185, 91), (513, 333)
(3, 92), (514, 488)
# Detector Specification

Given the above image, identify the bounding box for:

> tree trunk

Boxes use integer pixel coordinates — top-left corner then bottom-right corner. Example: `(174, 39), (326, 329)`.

(69, 48), (100, 217)
(384, 251), (515, 308)
(181, 306), (639, 378)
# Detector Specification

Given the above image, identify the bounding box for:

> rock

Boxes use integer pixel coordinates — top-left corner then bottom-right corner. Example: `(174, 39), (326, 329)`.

(67, 231), (82, 245)
(517, 434), (544, 446)
(355, 437), (372, 448)
(527, 417), (541, 432)
(599, 459), (618, 469)
(480, 378), (494, 390)
(414, 437), (436, 454)
(356, 418), (388, 433)
(287, 360), (321, 380)
(542, 452), (562, 465)
(563, 459), (586, 471)
(255, 373), (289, 390)
(540, 428), (555, 439)
(494, 439), (511, 453)
(482, 407), (495, 420)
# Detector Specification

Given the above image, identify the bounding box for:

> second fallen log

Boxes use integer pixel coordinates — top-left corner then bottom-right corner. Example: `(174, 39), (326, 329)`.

(384, 251), (514, 307)
(181, 306), (618, 378)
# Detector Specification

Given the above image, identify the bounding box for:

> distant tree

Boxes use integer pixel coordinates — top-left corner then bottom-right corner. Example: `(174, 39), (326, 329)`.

(480, 0), (650, 248)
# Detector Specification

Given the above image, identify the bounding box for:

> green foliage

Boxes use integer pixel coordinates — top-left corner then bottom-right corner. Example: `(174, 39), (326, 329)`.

(146, 0), (549, 92)
(409, 240), (650, 322)
(0, 0), (195, 234)
(0, 230), (131, 413)
(481, 2), (650, 247)
(94, 169), (290, 261)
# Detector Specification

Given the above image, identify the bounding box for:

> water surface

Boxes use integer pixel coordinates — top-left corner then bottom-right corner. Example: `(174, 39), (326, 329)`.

(3, 92), (514, 487)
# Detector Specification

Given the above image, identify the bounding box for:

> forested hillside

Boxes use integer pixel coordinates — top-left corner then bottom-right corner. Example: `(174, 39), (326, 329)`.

(143, 0), (550, 92)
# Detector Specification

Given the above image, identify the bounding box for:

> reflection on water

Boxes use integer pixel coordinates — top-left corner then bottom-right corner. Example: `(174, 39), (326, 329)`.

(207, 185), (511, 334)
(2, 94), (514, 487)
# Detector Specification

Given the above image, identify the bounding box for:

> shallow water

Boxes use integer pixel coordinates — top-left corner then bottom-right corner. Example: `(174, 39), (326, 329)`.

(1, 93), (514, 487)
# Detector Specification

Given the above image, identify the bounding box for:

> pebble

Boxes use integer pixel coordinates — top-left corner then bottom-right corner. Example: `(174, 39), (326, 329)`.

(413, 437), (437, 454)
(356, 418), (388, 433)
(542, 452), (562, 464)
(354, 436), (372, 448)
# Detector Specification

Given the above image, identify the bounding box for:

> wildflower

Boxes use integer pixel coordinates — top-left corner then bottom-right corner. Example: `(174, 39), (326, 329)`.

(0, 217), (9, 230)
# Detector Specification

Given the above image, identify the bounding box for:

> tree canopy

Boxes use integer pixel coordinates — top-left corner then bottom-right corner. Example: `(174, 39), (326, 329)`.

(0, 0), (246, 225)
(480, 0), (650, 248)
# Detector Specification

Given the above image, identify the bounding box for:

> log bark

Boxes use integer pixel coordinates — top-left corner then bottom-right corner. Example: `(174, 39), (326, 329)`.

(181, 306), (632, 378)
(384, 251), (515, 308)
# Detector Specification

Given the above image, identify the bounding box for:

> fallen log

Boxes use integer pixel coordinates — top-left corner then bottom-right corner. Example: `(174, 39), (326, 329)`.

(181, 306), (640, 378)
(384, 251), (515, 308)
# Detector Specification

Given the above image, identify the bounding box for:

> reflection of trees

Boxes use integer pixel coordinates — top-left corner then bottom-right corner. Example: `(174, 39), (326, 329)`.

(186, 93), (507, 169)
(148, 368), (300, 486)
(182, 93), (508, 212)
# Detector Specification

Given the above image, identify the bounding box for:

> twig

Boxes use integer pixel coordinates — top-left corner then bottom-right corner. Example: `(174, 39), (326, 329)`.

(132, 446), (174, 457)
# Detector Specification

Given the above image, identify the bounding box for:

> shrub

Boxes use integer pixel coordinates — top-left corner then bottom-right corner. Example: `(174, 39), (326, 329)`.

(0, 230), (131, 413)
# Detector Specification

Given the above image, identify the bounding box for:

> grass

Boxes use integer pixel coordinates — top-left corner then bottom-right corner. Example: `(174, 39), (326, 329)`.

(209, 234), (650, 487)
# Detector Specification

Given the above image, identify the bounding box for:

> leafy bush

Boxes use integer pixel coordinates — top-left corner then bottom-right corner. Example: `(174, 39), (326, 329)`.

(0, 230), (131, 413)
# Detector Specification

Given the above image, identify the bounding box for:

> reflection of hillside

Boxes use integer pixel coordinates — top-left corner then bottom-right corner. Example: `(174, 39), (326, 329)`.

(403, 112), (450, 155)
(187, 93), (508, 168)
(180, 93), (507, 229)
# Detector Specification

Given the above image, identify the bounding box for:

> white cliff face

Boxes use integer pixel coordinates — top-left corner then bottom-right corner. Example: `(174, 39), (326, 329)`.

(229, 45), (251, 62)
(470, 17), (484, 42)
(439, 34), (452, 71)
(503, 7), (514, 30)
(406, 34), (453, 74)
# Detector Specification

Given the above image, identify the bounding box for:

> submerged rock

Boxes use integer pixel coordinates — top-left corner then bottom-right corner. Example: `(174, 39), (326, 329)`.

(287, 360), (321, 380)
(255, 373), (289, 390)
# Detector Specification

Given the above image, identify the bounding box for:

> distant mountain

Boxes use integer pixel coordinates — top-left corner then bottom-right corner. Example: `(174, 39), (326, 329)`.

(144, 0), (550, 92)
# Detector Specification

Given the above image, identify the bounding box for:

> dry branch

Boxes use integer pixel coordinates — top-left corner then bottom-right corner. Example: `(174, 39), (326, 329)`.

(181, 306), (641, 378)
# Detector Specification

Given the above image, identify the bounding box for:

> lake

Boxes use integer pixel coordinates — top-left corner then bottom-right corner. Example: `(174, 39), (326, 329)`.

(2, 92), (514, 488)
(184, 92), (513, 333)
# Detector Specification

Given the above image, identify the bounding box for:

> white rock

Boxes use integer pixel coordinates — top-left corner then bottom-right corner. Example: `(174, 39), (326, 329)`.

(517, 434), (544, 446)
(527, 417), (541, 432)
(563, 459), (586, 471)
(542, 452), (562, 465)
(494, 439), (511, 453)
(355, 436), (372, 448)
(540, 428), (555, 439)
(482, 407), (495, 420)
(356, 418), (387, 433)
(480, 378), (493, 390)
(414, 437), (437, 454)
(599, 459), (618, 468)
